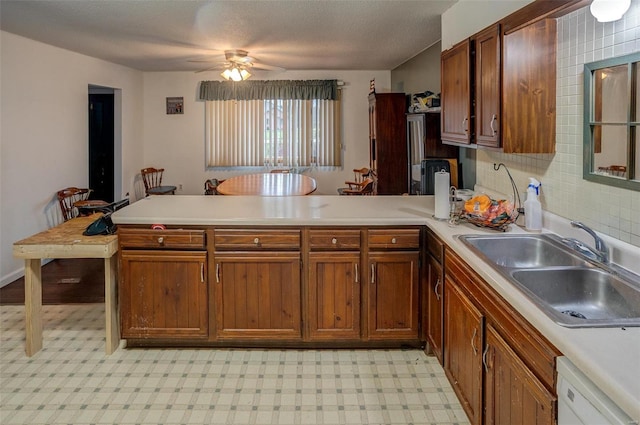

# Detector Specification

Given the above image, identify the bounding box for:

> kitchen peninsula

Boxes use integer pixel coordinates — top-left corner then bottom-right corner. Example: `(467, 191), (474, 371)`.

(111, 195), (639, 423)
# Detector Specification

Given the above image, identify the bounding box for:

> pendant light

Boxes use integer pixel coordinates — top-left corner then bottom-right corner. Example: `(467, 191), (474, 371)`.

(590, 0), (631, 22)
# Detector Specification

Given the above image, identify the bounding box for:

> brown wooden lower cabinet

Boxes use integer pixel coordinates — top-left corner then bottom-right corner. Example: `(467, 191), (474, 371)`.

(308, 252), (361, 340)
(116, 224), (561, 425)
(367, 251), (420, 340)
(444, 249), (559, 425)
(484, 324), (556, 425)
(214, 253), (301, 339)
(444, 274), (484, 425)
(426, 254), (444, 364)
(120, 250), (208, 339)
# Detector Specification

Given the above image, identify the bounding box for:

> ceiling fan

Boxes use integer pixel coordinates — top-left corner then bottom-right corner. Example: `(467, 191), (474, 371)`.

(192, 50), (284, 81)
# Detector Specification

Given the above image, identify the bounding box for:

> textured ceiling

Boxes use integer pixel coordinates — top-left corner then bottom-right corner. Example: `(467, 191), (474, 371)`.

(0, 0), (456, 73)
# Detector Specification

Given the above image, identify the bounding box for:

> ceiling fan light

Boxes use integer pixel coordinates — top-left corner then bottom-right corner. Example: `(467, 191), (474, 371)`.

(220, 66), (252, 81)
(230, 67), (242, 81)
(590, 0), (631, 22)
(220, 69), (233, 80)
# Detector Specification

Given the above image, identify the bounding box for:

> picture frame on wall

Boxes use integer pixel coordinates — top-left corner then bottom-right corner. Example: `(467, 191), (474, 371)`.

(166, 97), (184, 114)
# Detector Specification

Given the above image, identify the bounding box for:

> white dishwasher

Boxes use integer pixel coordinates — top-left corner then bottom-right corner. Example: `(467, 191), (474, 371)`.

(556, 357), (635, 425)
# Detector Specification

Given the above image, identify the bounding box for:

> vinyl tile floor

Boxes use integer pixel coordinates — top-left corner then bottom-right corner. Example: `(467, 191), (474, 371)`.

(0, 304), (470, 425)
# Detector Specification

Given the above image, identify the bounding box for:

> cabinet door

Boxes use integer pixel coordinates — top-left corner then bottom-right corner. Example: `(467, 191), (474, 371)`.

(214, 253), (301, 339)
(367, 252), (419, 339)
(369, 93), (408, 195)
(444, 276), (484, 425)
(441, 39), (472, 145)
(502, 19), (557, 153)
(484, 324), (556, 425)
(120, 250), (208, 339)
(308, 252), (361, 340)
(475, 24), (501, 148)
(426, 255), (444, 364)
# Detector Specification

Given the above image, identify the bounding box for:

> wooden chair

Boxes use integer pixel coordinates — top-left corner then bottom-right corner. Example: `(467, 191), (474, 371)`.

(141, 167), (176, 195)
(57, 187), (92, 221)
(337, 178), (375, 195)
(346, 167), (371, 185)
(609, 165), (627, 177)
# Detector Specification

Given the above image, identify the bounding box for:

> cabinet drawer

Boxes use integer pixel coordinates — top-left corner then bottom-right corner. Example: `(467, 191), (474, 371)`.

(426, 230), (444, 263)
(368, 229), (420, 249)
(118, 228), (205, 249)
(309, 229), (361, 250)
(214, 229), (300, 250)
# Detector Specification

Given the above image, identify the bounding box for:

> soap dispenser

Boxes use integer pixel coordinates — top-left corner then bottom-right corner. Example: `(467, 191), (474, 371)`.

(524, 178), (542, 232)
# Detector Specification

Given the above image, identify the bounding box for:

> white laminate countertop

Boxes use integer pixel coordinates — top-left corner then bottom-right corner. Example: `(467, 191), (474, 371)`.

(113, 194), (640, 421)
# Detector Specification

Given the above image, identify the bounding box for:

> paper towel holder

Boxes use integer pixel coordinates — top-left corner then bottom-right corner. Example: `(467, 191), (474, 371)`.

(433, 168), (451, 221)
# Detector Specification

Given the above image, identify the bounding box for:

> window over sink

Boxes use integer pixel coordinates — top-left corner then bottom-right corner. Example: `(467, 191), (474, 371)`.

(583, 52), (640, 191)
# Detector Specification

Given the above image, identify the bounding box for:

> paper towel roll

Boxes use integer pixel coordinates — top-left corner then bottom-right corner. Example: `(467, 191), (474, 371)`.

(434, 170), (450, 220)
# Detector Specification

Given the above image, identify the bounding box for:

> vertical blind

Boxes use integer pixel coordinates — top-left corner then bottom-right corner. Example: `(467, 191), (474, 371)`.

(200, 80), (342, 168)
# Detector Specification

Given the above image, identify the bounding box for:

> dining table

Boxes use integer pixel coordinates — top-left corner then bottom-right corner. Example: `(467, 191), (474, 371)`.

(216, 173), (317, 196)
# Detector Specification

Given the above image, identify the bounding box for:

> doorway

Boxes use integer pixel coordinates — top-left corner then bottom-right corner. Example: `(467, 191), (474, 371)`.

(88, 86), (118, 202)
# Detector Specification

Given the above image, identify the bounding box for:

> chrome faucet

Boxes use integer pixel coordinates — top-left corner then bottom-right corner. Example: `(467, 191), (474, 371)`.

(570, 221), (609, 263)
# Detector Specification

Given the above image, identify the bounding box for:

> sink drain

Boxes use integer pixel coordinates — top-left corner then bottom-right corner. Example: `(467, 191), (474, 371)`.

(562, 310), (587, 319)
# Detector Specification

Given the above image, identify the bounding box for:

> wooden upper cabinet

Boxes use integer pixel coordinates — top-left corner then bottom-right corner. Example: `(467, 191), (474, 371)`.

(474, 25), (501, 148)
(502, 18), (557, 153)
(441, 39), (472, 145)
(441, 3), (564, 154)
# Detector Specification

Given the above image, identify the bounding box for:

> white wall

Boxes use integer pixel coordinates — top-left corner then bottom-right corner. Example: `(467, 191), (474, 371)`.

(0, 31), (145, 286)
(391, 41), (442, 95)
(0, 31), (390, 285)
(142, 70), (391, 195)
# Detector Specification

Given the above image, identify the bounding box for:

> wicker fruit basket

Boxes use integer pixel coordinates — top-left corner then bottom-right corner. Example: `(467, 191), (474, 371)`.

(460, 195), (518, 232)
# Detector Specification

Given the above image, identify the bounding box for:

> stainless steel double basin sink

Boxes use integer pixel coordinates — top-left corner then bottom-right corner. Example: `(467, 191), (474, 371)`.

(458, 234), (640, 328)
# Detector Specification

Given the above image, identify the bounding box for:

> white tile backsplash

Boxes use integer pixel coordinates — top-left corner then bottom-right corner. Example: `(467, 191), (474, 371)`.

(476, 0), (640, 247)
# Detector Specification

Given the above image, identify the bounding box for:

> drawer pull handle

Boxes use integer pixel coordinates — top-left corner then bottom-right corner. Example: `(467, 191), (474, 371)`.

(354, 263), (359, 283)
(332, 238), (338, 245)
(215, 263), (220, 283)
(434, 278), (441, 301)
(200, 263), (205, 283)
(158, 237), (164, 244)
(254, 237), (260, 245)
(391, 237), (397, 244)
(370, 263), (375, 284)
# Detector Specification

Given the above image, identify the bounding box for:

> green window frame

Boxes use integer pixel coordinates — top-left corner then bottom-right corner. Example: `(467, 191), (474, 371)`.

(583, 52), (640, 191)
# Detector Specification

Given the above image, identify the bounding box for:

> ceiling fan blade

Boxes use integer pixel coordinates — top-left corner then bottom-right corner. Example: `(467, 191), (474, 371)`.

(195, 66), (222, 74)
(251, 62), (285, 71)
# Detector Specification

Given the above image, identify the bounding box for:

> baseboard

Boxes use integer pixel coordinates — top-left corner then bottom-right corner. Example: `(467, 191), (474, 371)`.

(0, 259), (54, 289)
